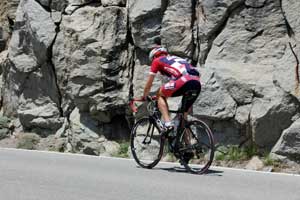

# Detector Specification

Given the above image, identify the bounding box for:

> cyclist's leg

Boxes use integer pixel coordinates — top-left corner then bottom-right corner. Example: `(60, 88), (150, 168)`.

(171, 77), (201, 157)
(171, 77), (201, 114)
(158, 79), (183, 125)
(182, 81), (201, 143)
(156, 89), (170, 123)
(160, 76), (201, 124)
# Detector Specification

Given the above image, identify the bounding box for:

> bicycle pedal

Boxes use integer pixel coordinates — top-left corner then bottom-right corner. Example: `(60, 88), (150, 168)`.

(162, 126), (174, 135)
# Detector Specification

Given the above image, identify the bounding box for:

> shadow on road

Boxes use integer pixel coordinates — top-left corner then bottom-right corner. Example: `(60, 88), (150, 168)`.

(153, 166), (223, 176)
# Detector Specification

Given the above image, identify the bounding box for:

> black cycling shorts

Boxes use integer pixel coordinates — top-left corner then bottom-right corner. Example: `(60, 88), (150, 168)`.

(172, 79), (201, 112)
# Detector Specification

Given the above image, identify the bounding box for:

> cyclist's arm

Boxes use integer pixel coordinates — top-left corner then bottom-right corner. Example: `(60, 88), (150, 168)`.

(143, 74), (155, 98)
(143, 59), (161, 98)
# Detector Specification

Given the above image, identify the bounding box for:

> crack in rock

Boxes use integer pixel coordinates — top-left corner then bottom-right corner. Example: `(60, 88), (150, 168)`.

(199, 0), (246, 65)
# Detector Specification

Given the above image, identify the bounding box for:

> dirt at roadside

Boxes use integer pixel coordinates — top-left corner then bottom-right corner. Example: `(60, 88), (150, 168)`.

(213, 160), (300, 175)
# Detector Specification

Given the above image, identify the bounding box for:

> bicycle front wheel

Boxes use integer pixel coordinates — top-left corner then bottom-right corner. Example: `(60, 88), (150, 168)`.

(179, 119), (215, 174)
(130, 117), (165, 169)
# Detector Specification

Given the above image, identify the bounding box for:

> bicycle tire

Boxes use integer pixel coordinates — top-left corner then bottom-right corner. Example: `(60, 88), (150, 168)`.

(130, 117), (165, 169)
(178, 119), (215, 174)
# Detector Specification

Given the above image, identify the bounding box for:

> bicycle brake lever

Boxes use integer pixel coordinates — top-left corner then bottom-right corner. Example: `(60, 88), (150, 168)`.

(146, 95), (153, 101)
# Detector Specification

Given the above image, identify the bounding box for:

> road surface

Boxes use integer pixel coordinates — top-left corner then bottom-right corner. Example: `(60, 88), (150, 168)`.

(0, 148), (299, 200)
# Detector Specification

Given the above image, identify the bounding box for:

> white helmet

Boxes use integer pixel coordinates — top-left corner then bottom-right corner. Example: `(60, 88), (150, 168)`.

(149, 47), (168, 61)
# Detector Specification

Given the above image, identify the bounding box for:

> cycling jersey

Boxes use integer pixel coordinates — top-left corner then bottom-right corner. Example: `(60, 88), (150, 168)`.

(161, 74), (200, 98)
(150, 55), (200, 79)
(149, 55), (201, 111)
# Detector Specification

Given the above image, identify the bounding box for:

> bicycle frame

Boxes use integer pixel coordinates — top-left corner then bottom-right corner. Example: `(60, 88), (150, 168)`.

(129, 95), (215, 174)
(130, 97), (189, 153)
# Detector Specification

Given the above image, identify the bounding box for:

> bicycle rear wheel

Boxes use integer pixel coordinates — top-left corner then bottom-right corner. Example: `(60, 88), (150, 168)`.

(179, 119), (214, 174)
(130, 117), (165, 169)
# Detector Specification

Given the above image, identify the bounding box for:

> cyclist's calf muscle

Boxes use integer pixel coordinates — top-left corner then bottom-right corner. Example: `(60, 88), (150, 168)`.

(157, 89), (171, 123)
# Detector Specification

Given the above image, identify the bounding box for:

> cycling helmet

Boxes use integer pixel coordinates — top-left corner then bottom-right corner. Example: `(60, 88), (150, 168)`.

(149, 46), (168, 61)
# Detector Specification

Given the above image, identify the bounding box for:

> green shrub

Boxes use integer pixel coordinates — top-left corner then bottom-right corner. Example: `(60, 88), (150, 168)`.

(215, 145), (259, 161)
(215, 151), (226, 161)
(227, 146), (247, 161)
(113, 141), (130, 158)
(263, 154), (281, 166)
(244, 145), (259, 158)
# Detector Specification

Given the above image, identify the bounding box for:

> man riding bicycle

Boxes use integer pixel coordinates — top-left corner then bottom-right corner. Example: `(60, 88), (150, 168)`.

(130, 48), (214, 172)
(143, 46), (201, 135)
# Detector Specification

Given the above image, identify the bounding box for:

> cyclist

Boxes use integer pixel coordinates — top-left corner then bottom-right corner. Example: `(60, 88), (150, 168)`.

(143, 46), (201, 134)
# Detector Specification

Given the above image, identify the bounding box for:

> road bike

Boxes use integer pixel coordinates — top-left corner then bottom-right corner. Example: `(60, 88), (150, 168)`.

(129, 91), (215, 174)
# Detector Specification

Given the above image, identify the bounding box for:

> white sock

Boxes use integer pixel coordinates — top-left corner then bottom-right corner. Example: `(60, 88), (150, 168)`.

(164, 121), (173, 127)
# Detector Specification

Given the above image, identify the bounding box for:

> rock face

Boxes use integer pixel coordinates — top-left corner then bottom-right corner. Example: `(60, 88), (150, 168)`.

(271, 119), (300, 163)
(0, 0), (300, 160)
(3, 0), (63, 135)
(245, 156), (264, 171)
(0, 0), (20, 51)
(54, 5), (132, 121)
(129, 0), (162, 50)
(193, 0), (300, 149)
(161, 0), (194, 58)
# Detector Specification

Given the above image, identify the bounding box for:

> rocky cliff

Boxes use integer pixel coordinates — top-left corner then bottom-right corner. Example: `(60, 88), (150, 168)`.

(0, 0), (299, 163)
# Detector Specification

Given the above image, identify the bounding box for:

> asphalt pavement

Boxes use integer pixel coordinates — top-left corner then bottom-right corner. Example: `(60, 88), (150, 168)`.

(0, 148), (299, 200)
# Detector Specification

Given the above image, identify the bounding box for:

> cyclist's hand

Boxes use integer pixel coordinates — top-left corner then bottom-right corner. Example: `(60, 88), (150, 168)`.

(141, 95), (157, 101)
(141, 96), (152, 101)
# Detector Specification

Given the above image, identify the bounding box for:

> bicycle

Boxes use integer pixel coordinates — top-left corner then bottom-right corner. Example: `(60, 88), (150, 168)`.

(129, 90), (215, 174)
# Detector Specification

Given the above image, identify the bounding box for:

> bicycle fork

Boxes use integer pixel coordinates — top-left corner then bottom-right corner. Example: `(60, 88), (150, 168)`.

(142, 116), (163, 144)
(142, 123), (154, 144)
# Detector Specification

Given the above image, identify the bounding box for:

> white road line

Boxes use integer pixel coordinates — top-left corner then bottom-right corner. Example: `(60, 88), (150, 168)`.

(1, 147), (299, 177)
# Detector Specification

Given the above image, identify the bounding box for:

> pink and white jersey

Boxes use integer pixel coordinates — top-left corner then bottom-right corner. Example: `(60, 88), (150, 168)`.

(150, 55), (199, 80)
